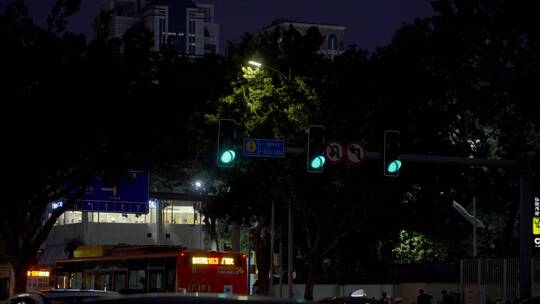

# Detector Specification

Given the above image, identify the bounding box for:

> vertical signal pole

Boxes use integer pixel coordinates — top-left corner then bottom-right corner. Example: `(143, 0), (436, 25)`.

(269, 200), (275, 296)
(520, 162), (532, 300)
(288, 199), (294, 298)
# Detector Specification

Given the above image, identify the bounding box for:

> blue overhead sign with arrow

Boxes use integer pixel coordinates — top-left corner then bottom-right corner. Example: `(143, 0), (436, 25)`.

(66, 171), (149, 214)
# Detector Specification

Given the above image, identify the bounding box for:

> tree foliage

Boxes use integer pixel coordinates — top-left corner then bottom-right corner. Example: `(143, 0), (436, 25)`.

(1, 0), (539, 298)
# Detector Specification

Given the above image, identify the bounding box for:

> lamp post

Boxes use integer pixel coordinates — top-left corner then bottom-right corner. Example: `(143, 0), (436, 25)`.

(247, 59), (294, 298)
(452, 198), (485, 257)
(247, 60), (291, 81)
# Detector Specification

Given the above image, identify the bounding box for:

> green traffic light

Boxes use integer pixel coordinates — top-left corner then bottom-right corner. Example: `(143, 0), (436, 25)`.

(310, 155), (326, 169)
(387, 160), (402, 173)
(220, 150), (236, 163)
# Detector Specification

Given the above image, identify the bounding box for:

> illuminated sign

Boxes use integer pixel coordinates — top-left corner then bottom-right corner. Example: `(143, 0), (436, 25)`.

(192, 257), (208, 264)
(27, 270), (50, 277)
(532, 198), (540, 252)
(51, 201), (63, 210)
(534, 217), (540, 235)
(192, 257), (235, 265)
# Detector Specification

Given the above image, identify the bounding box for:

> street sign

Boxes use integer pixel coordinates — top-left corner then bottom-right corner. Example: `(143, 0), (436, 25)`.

(533, 197), (540, 251)
(534, 217), (540, 235)
(346, 141), (367, 165)
(243, 138), (285, 158)
(67, 171), (149, 214)
(324, 140), (344, 164)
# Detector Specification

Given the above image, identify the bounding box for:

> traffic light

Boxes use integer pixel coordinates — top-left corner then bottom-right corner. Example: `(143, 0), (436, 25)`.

(383, 130), (401, 177)
(217, 119), (237, 168)
(307, 125), (325, 173)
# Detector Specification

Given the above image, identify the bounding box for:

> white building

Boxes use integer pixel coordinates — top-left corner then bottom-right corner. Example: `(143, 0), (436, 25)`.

(261, 19), (346, 60)
(38, 197), (209, 267)
(103, 0), (219, 55)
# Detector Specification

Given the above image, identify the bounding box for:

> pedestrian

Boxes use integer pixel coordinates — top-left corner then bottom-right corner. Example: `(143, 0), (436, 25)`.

(138, 277), (146, 291)
(381, 292), (389, 304)
(417, 289), (433, 304)
(441, 290), (453, 304)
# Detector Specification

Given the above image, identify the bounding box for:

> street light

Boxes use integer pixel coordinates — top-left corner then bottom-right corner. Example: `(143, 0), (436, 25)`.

(247, 60), (291, 81)
(247, 60), (262, 68)
(453, 198), (485, 257)
(247, 59), (293, 297)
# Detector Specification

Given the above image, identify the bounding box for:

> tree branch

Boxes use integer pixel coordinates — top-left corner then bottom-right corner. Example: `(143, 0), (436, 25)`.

(322, 230), (351, 257)
(28, 174), (89, 244)
(30, 198), (75, 254)
(30, 179), (89, 253)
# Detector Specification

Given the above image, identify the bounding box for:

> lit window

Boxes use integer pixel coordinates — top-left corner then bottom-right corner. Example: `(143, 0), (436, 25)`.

(64, 211), (82, 224)
(128, 270), (146, 290)
(87, 201), (157, 224)
(163, 201), (199, 225)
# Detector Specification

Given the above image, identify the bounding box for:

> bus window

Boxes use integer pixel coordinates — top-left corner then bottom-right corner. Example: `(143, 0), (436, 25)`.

(97, 273), (111, 290)
(128, 270), (146, 290)
(166, 268), (175, 291)
(149, 271), (163, 291)
(55, 274), (69, 289)
(83, 272), (95, 289)
(113, 272), (126, 291)
(69, 273), (82, 289)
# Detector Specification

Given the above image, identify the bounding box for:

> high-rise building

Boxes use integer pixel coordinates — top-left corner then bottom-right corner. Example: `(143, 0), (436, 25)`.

(261, 19), (346, 60)
(103, 0), (219, 55)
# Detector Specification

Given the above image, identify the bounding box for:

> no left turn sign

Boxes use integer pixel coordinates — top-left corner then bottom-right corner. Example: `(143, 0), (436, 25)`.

(346, 141), (367, 165)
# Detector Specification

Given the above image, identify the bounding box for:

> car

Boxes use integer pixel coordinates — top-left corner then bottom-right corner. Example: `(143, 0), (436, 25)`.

(318, 296), (383, 304)
(2, 289), (119, 304)
(87, 293), (310, 304)
(523, 295), (540, 304)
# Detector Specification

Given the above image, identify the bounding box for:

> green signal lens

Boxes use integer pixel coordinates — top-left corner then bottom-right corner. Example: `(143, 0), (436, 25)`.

(387, 160), (402, 173)
(220, 150), (236, 163)
(310, 155), (326, 169)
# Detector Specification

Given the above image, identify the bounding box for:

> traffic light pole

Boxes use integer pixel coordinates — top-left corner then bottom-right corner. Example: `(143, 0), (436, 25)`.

(286, 147), (532, 299)
(367, 152), (531, 299)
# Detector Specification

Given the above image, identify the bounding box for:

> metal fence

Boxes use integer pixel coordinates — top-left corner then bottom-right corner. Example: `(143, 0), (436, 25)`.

(461, 259), (521, 304)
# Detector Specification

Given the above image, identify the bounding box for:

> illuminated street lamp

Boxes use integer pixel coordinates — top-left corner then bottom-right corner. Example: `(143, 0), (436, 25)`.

(247, 58), (294, 298)
(247, 60), (291, 81)
(247, 60), (262, 68)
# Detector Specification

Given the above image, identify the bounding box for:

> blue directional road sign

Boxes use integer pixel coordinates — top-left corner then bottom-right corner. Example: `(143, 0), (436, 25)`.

(67, 171), (149, 214)
(243, 138), (285, 158)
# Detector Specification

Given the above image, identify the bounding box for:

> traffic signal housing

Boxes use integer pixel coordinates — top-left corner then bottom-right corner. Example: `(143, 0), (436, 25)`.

(383, 130), (401, 177)
(307, 125), (326, 173)
(217, 119), (237, 168)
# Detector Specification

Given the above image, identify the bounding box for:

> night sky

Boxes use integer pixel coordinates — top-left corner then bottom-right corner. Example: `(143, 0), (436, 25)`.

(1, 0), (436, 52)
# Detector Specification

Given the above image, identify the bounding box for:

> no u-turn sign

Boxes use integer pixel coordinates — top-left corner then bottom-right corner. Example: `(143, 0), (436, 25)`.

(324, 140), (345, 164)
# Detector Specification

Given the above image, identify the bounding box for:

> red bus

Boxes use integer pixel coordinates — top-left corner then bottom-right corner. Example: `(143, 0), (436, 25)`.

(53, 245), (248, 295)
(176, 251), (247, 294)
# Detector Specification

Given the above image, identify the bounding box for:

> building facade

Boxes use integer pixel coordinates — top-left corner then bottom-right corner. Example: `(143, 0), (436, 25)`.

(38, 199), (209, 267)
(103, 0), (219, 55)
(261, 19), (346, 60)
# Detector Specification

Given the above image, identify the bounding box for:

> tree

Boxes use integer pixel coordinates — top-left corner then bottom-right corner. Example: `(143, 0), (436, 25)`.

(208, 25), (383, 299)
(0, 0), (230, 292)
(206, 66), (318, 295)
(366, 0), (540, 257)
